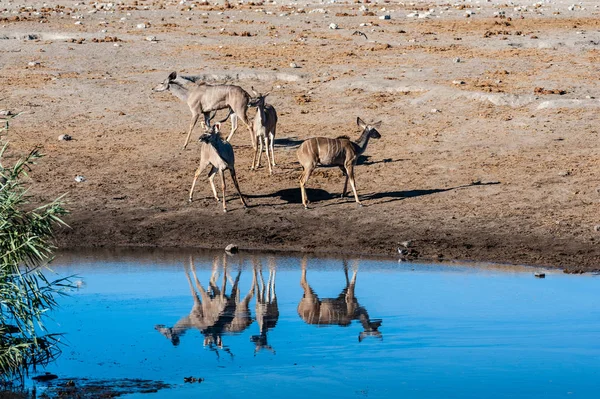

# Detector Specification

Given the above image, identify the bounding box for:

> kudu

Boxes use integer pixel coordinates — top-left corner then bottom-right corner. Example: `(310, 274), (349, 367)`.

(152, 71), (255, 149)
(297, 117), (381, 208)
(155, 256), (254, 355)
(250, 88), (278, 175)
(250, 258), (279, 354)
(189, 123), (247, 213)
(297, 257), (382, 342)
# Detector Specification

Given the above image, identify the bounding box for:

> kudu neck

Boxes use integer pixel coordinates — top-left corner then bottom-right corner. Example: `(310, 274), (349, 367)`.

(257, 100), (267, 125)
(355, 129), (372, 155)
(169, 81), (189, 102)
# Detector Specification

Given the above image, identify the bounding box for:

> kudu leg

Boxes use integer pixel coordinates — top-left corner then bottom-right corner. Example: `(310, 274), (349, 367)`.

(189, 159), (210, 202)
(264, 135), (273, 175)
(345, 163), (362, 206)
(251, 135), (260, 171)
(299, 165), (314, 209)
(183, 113), (200, 150)
(339, 166), (349, 198)
(208, 166), (219, 201)
(220, 169), (227, 213)
(226, 113), (238, 142)
(229, 168), (247, 208)
(256, 135), (264, 169)
(269, 127), (276, 166)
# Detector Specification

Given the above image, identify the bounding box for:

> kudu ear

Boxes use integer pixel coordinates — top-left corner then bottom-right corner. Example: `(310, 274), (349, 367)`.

(357, 117), (367, 130)
(168, 71), (177, 81)
(371, 121), (382, 129)
(251, 86), (259, 96)
(214, 122), (221, 132)
(263, 92), (271, 98)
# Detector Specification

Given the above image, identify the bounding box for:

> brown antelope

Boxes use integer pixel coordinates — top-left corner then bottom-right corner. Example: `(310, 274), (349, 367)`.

(152, 71), (255, 149)
(297, 117), (381, 208)
(155, 256), (254, 354)
(250, 258), (279, 354)
(250, 88), (278, 175)
(189, 123), (247, 213)
(297, 257), (382, 342)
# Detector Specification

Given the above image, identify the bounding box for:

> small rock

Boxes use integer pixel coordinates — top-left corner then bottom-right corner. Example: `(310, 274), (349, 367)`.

(32, 373), (58, 382)
(74, 175), (86, 183)
(136, 23), (147, 29)
(452, 80), (465, 85)
(28, 61), (41, 67)
(430, 108), (441, 113)
(146, 36), (157, 42)
(289, 62), (299, 68)
(594, 225), (600, 232)
(329, 23), (338, 30)
(225, 244), (238, 254)
(379, 15), (391, 20)
(58, 134), (72, 141)
(558, 170), (570, 177)
(534, 272), (545, 278)
(454, 57), (461, 63)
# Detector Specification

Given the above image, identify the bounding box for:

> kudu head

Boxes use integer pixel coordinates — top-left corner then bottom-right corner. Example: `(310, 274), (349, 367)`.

(250, 334), (275, 355)
(199, 122), (222, 143)
(358, 318), (383, 342)
(248, 87), (270, 107)
(152, 71), (178, 92)
(357, 117), (382, 140)
(154, 324), (181, 346)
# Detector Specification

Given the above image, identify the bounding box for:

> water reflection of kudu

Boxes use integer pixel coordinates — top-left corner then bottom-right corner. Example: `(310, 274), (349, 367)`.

(155, 255), (254, 354)
(297, 257), (382, 341)
(250, 257), (279, 354)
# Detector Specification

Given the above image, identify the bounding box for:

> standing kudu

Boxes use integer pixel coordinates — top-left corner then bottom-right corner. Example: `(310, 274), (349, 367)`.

(250, 258), (279, 354)
(297, 257), (382, 342)
(153, 71), (255, 149)
(250, 88), (278, 175)
(297, 117), (381, 208)
(189, 123), (247, 212)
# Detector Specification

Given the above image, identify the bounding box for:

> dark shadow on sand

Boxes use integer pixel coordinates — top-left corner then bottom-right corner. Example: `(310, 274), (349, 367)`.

(246, 182), (500, 206)
(273, 137), (304, 149)
(361, 181), (501, 204)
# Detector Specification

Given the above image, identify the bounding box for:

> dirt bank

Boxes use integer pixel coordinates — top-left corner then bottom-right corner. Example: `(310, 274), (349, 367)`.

(1, 0), (599, 272)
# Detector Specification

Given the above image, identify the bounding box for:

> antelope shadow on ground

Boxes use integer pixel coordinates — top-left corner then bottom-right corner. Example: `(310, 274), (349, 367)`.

(247, 182), (500, 206)
(273, 137), (304, 148)
(361, 181), (501, 205)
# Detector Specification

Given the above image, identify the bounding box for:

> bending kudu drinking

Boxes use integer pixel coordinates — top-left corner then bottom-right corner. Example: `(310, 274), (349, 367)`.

(189, 123), (247, 213)
(155, 256), (254, 353)
(250, 88), (278, 175)
(297, 257), (382, 342)
(297, 117), (381, 208)
(152, 71), (255, 149)
(251, 258), (279, 354)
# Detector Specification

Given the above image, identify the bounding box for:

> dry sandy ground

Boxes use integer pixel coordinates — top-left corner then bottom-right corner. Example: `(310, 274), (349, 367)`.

(1, 0), (600, 272)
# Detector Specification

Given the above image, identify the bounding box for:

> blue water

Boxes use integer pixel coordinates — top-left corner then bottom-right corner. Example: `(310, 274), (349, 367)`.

(36, 250), (600, 398)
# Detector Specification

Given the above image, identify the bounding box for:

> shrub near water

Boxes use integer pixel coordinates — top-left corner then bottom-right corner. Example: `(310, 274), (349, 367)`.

(0, 143), (70, 385)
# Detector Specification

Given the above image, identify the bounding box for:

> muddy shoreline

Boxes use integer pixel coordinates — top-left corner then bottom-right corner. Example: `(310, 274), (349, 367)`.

(56, 210), (600, 273)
